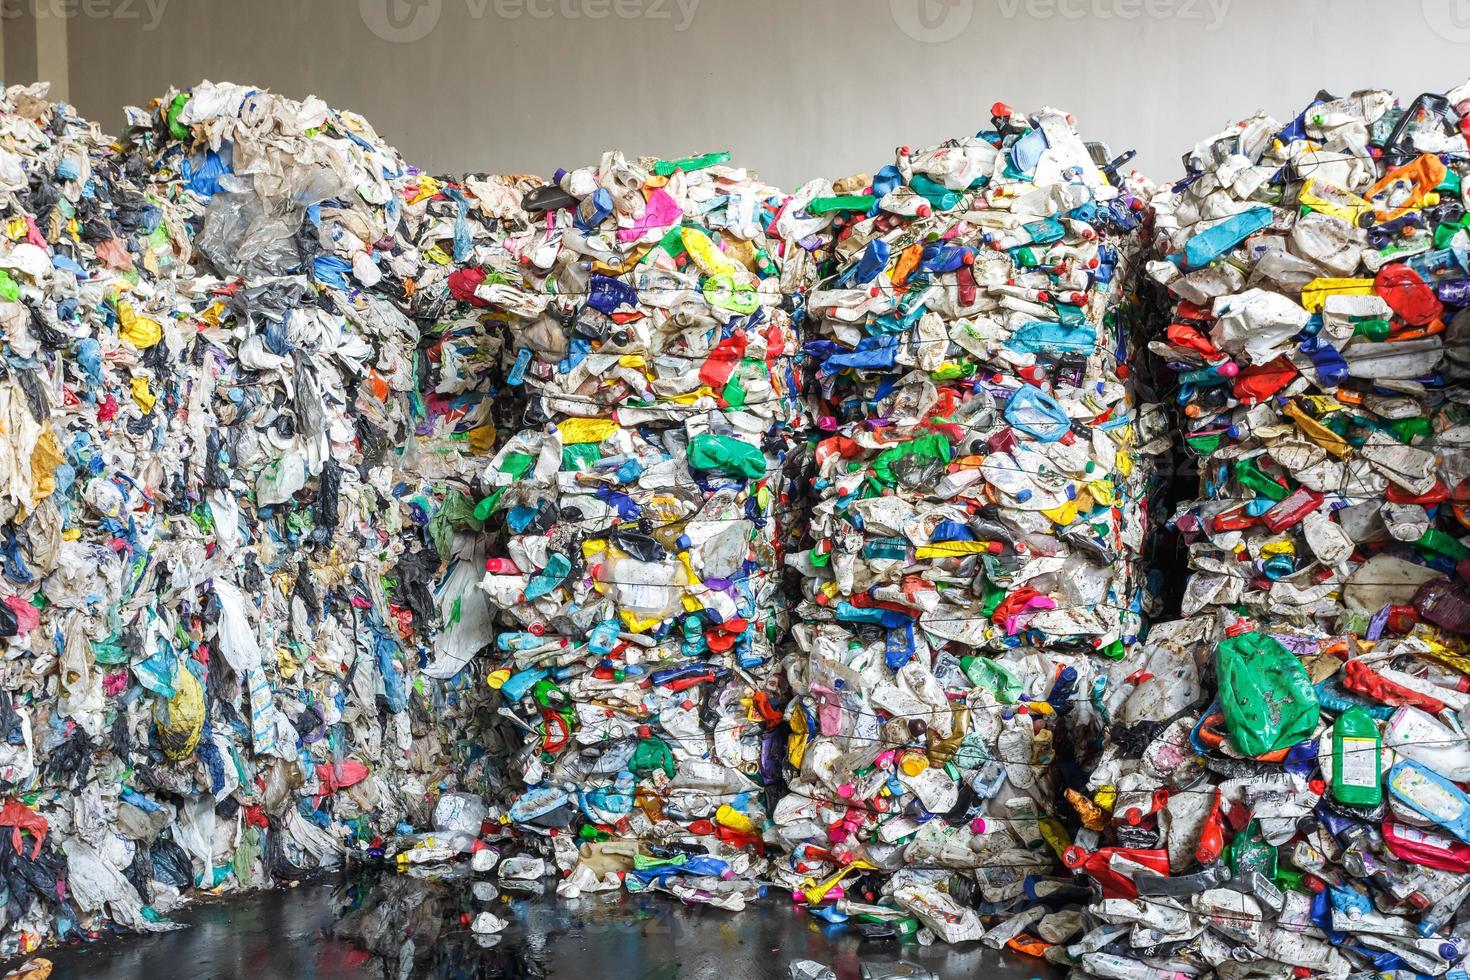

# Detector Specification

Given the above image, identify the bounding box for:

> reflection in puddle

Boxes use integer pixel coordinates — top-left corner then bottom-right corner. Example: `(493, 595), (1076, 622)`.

(330, 869), (1054, 980)
(35, 870), (1055, 980)
(332, 871), (551, 979)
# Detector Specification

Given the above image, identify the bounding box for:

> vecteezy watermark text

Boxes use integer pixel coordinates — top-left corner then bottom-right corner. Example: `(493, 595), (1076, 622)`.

(891, 0), (1230, 43)
(0, 0), (171, 30)
(360, 0), (702, 44)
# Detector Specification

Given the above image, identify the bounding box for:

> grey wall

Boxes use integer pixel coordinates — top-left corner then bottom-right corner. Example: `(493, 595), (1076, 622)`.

(45, 0), (1470, 186)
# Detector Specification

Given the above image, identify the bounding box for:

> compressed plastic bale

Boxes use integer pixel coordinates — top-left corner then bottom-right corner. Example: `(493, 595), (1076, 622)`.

(1064, 75), (1470, 980)
(1148, 77), (1470, 634)
(444, 148), (811, 901)
(121, 80), (508, 886)
(774, 102), (1163, 941)
(0, 79), (514, 954)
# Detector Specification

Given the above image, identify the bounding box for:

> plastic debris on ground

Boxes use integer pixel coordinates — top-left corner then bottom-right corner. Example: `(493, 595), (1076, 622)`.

(1, 960), (50, 980)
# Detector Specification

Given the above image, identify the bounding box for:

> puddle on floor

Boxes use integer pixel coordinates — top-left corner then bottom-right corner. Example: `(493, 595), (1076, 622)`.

(26, 870), (1059, 980)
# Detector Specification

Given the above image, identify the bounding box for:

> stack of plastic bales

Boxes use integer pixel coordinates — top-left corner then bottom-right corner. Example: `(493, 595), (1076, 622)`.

(1056, 77), (1470, 979)
(0, 79), (511, 957)
(778, 104), (1165, 947)
(19, 67), (1470, 975)
(449, 151), (809, 907)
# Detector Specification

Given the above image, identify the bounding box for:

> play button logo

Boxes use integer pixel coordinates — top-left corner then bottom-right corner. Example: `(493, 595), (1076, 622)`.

(360, 0), (443, 44)
(890, 0), (976, 43)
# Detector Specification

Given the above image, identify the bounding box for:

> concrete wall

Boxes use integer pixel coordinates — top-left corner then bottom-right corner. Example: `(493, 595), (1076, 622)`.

(9, 0), (1469, 185)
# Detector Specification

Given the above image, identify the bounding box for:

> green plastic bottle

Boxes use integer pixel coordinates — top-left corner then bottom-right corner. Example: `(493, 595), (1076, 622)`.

(961, 656), (1021, 703)
(578, 823), (611, 843)
(1417, 527), (1470, 562)
(653, 151), (731, 176)
(1331, 706), (1383, 806)
(1385, 416), (1432, 444)
(1352, 317), (1391, 341)
(806, 195), (875, 215)
(909, 174), (962, 211)
(930, 363), (974, 381)
(1186, 433), (1223, 456)
(1234, 458), (1289, 501)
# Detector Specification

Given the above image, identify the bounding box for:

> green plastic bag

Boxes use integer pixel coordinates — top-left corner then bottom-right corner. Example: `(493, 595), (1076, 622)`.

(473, 453), (535, 521)
(1216, 631), (1320, 756)
(686, 435), (767, 479)
(870, 434), (951, 487)
(631, 737), (675, 779)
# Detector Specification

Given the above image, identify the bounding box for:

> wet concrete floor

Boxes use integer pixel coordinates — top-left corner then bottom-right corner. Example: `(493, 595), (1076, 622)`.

(24, 871), (1060, 980)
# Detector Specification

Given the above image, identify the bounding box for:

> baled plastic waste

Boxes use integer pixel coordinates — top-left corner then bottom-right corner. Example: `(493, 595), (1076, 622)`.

(5, 66), (1470, 980)
(0, 79), (507, 956)
(441, 146), (809, 912)
(1055, 75), (1470, 980)
(771, 102), (1164, 950)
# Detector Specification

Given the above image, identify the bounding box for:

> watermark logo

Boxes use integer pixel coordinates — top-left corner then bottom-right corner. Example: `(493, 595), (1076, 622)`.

(1, 0), (173, 32)
(894, 0), (1231, 36)
(993, 0), (1230, 30)
(890, 0), (976, 43)
(1423, 0), (1470, 42)
(360, 0), (443, 43)
(362, 0), (701, 43)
